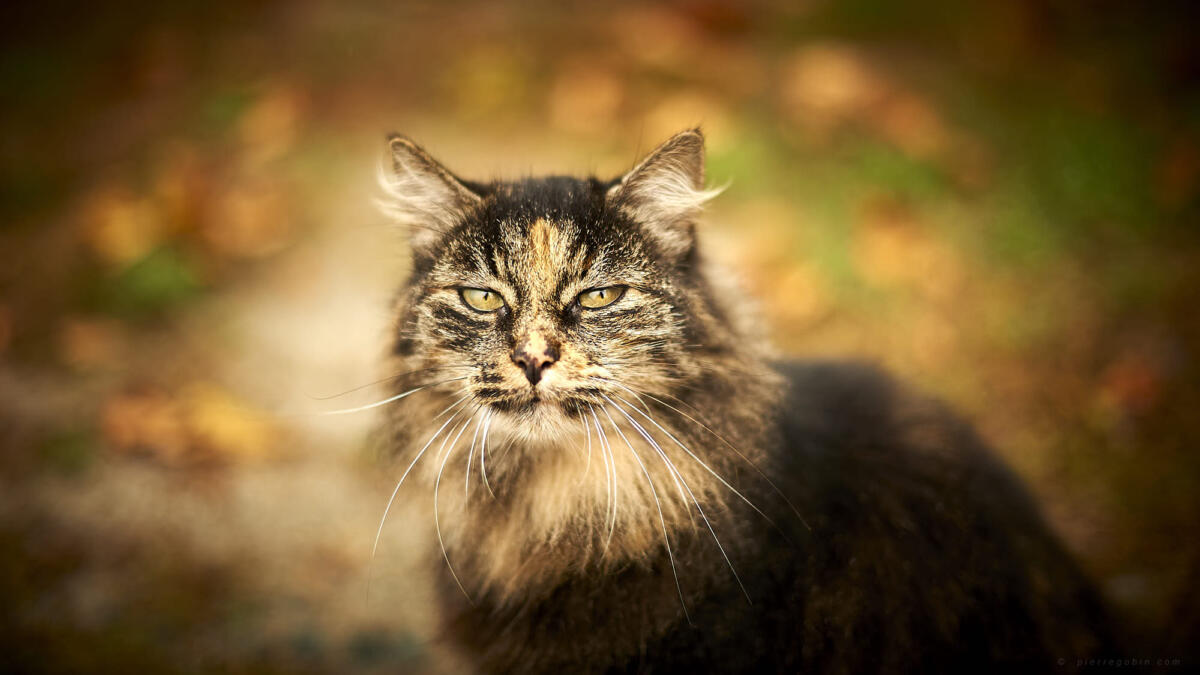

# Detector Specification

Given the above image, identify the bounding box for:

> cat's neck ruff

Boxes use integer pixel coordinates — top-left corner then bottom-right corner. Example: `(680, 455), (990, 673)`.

(407, 394), (739, 603)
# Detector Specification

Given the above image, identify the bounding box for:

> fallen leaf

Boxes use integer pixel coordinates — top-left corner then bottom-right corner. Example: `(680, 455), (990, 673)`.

(877, 92), (948, 160)
(58, 317), (126, 370)
(153, 143), (210, 238)
(610, 6), (704, 70)
(100, 383), (279, 466)
(852, 197), (963, 301)
(181, 382), (277, 462)
(102, 390), (189, 463)
(238, 85), (304, 166)
(780, 44), (884, 129)
(203, 181), (293, 259)
(548, 63), (625, 134)
(80, 189), (166, 267)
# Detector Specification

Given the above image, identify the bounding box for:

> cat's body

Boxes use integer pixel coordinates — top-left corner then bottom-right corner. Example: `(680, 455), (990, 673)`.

(378, 130), (1113, 672)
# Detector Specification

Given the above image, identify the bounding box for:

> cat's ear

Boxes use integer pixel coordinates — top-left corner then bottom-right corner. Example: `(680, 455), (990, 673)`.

(379, 134), (482, 254)
(606, 128), (721, 258)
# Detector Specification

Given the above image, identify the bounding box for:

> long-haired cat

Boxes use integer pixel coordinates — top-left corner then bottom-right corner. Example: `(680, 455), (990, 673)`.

(376, 129), (1113, 673)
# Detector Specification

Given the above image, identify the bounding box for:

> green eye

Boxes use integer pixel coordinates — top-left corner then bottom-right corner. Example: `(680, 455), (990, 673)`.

(459, 288), (505, 312)
(578, 286), (626, 309)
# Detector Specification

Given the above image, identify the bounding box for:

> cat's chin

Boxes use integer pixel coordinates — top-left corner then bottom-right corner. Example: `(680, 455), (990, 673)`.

(483, 398), (581, 443)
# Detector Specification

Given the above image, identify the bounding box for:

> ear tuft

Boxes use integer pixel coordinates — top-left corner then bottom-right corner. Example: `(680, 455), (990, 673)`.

(606, 128), (722, 257)
(377, 134), (481, 253)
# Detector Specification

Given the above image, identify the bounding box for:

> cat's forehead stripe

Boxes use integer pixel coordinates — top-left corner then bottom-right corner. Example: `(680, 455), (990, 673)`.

(526, 217), (567, 292)
(488, 216), (584, 303)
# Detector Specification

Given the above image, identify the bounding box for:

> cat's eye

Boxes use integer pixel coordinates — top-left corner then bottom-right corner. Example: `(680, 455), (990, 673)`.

(459, 288), (506, 312)
(577, 286), (626, 310)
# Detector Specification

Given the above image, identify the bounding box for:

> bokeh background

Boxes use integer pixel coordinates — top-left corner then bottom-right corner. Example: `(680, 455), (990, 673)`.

(2, 1), (1198, 671)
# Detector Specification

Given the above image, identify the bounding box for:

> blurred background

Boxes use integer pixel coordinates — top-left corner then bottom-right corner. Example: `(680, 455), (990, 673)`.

(2, 0), (1198, 671)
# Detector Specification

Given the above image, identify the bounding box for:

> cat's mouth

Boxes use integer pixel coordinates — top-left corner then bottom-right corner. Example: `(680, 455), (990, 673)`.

(483, 392), (564, 416)
(486, 395), (542, 415)
(476, 386), (597, 421)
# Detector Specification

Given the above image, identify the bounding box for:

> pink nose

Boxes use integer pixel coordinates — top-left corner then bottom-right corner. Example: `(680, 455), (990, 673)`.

(512, 335), (559, 386)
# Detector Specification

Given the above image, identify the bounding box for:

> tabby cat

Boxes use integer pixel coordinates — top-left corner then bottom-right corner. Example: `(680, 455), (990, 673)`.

(376, 129), (1113, 673)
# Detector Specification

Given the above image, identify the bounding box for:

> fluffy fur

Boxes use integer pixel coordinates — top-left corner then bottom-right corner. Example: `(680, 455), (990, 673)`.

(376, 129), (1114, 673)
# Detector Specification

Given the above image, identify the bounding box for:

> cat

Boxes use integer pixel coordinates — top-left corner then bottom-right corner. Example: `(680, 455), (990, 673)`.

(375, 129), (1114, 673)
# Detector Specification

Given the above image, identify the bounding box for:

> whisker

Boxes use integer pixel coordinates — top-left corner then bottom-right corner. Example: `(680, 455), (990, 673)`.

(607, 396), (752, 604)
(319, 376), (469, 416)
(606, 397), (690, 520)
(479, 408), (497, 498)
(600, 405), (691, 625)
(576, 402), (593, 485)
(435, 406), (480, 603)
(367, 393), (473, 601)
(434, 390), (474, 419)
(609, 393), (781, 533)
(464, 407), (485, 498)
(611, 386), (809, 531)
(308, 364), (470, 401)
(588, 405), (618, 554)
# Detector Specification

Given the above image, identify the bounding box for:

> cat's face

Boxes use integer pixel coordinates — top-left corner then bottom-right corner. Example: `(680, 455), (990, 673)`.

(385, 130), (723, 433)
(415, 197), (677, 427)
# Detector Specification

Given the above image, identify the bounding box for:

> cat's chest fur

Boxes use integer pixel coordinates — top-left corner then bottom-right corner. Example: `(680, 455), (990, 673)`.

(406, 392), (761, 605)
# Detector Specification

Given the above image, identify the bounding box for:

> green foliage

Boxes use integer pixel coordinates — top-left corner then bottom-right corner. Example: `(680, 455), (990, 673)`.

(36, 429), (96, 476)
(91, 246), (203, 317)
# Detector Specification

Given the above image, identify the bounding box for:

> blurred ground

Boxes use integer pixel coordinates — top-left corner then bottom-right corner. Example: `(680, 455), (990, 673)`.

(2, 0), (1199, 671)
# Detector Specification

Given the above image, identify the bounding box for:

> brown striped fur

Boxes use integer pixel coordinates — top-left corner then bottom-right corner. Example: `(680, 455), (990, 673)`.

(375, 130), (1115, 673)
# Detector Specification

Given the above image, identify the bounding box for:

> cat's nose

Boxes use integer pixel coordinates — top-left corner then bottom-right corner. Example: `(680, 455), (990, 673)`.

(512, 333), (560, 386)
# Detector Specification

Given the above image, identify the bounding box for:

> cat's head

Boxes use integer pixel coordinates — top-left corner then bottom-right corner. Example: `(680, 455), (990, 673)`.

(382, 130), (734, 434)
